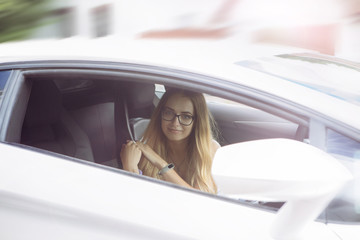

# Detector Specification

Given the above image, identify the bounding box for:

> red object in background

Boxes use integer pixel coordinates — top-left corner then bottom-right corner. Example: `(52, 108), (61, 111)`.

(254, 24), (338, 55)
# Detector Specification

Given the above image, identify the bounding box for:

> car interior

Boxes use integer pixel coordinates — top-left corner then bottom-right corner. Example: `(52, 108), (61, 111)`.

(2, 71), (308, 171)
(15, 76), (155, 169)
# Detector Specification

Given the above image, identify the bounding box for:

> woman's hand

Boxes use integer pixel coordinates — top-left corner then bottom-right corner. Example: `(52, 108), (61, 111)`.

(135, 141), (194, 190)
(136, 141), (167, 169)
(120, 140), (142, 173)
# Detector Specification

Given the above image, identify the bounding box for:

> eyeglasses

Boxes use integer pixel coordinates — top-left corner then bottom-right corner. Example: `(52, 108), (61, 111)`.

(161, 109), (194, 126)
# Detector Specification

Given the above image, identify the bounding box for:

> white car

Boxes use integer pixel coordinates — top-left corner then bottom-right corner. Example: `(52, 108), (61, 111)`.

(0, 39), (359, 240)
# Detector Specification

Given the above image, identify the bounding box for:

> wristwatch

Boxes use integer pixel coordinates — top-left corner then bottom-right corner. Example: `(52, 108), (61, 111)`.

(158, 163), (175, 175)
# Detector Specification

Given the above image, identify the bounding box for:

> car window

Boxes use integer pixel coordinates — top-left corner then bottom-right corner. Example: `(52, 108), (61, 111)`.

(205, 94), (301, 146)
(0, 70), (11, 103)
(324, 129), (360, 223)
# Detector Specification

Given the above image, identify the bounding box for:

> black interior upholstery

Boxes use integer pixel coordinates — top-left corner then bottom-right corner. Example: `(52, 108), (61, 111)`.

(20, 78), (156, 168)
(21, 80), (95, 161)
(126, 82), (155, 140)
(126, 82), (155, 119)
(69, 102), (117, 166)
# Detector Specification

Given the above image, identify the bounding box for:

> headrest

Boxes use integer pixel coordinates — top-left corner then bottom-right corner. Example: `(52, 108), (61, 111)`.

(23, 80), (62, 127)
(126, 82), (155, 110)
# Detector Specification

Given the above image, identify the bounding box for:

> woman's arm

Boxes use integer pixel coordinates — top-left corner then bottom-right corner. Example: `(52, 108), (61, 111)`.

(160, 140), (220, 192)
(136, 141), (196, 190)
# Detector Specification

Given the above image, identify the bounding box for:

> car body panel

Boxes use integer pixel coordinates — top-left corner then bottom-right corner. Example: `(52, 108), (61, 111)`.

(0, 142), (341, 240)
(328, 224), (360, 240)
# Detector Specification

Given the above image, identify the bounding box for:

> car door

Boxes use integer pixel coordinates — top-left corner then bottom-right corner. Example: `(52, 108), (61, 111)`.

(0, 141), (273, 240)
(0, 140), (342, 240)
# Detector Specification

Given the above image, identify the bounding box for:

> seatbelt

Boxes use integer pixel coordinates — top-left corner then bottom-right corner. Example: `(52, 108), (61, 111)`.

(124, 97), (135, 142)
(114, 85), (128, 169)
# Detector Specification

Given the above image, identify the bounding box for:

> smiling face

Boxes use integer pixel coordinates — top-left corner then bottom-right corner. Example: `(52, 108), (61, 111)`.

(161, 93), (195, 143)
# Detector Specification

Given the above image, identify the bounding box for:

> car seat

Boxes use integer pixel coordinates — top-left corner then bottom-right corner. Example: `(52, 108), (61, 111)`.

(126, 82), (155, 141)
(21, 80), (95, 162)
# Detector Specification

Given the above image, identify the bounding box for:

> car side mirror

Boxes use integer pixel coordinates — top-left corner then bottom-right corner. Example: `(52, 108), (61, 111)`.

(212, 138), (352, 240)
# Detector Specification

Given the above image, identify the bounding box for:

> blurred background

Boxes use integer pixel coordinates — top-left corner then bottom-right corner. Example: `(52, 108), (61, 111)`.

(1, 0), (360, 62)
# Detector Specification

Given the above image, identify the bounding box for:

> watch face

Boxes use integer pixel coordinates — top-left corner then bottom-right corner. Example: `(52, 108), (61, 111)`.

(158, 163), (175, 175)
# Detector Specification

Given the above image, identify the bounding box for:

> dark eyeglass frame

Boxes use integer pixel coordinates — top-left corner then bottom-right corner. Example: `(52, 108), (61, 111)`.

(161, 109), (195, 126)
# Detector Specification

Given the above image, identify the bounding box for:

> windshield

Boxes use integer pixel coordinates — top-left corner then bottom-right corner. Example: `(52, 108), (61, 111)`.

(236, 54), (360, 107)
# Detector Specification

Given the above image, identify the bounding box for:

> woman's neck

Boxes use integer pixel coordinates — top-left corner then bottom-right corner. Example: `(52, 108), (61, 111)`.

(168, 139), (187, 154)
(167, 139), (189, 179)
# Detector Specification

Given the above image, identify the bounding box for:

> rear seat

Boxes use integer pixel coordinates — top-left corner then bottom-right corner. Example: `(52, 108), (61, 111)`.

(21, 80), (95, 162)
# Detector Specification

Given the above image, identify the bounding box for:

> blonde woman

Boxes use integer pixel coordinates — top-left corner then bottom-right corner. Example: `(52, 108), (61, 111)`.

(120, 88), (220, 194)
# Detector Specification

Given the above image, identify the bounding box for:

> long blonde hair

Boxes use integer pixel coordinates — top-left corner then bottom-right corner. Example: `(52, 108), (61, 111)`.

(138, 89), (218, 194)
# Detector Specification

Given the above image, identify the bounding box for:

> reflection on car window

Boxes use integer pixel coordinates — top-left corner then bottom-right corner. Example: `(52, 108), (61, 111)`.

(0, 70), (11, 102)
(325, 129), (360, 223)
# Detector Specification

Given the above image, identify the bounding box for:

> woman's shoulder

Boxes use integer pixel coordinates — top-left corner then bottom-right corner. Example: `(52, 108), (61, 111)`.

(211, 139), (221, 149)
(211, 139), (221, 157)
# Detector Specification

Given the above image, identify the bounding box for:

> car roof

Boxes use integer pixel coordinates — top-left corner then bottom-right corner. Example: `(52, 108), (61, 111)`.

(0, 38), (309, 67)
(1, 38), (359, 131)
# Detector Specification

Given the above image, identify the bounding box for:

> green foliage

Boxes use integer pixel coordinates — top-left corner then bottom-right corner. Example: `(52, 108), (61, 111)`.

(0, 0), (50, 43)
